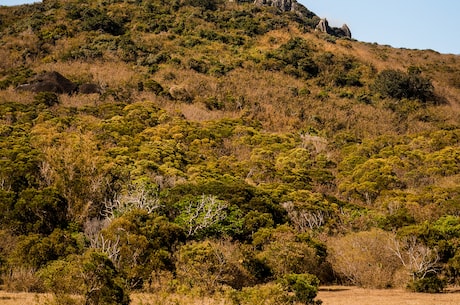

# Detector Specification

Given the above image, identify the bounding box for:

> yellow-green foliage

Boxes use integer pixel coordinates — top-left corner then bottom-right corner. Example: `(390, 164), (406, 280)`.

(0, 0), (459, 300)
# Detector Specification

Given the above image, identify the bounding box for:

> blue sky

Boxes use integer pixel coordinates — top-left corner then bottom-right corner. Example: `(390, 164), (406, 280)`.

(301, 0), (460, 54)
(2, 0), (459, 54)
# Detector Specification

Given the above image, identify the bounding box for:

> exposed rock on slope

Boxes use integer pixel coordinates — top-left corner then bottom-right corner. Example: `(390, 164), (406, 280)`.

(253, 0), (315, 18)
(16, 71), (77, 94)
(16, 71), (102, 94)
(315, 18), (352, 38)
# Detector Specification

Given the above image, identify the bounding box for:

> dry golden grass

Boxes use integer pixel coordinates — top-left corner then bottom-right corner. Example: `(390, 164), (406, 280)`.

(130, 292), (231, 305)
(318, 286), (460, 305)
(0, 291), (50, 305)
(2, 287), (459, 305)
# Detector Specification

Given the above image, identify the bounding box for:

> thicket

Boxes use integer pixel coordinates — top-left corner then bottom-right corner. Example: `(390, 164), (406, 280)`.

(373, 67), (435, 102)
(0, 0), (459, 304)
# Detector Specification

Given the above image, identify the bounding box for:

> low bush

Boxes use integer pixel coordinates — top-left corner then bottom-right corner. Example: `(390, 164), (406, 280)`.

(407, 275), (446, 293)
(280, 273), (321, 305)
(373, 68), (434, 102)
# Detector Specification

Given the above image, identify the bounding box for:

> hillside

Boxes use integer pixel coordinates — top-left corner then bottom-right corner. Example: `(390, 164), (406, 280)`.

(0, 0), (460, 304)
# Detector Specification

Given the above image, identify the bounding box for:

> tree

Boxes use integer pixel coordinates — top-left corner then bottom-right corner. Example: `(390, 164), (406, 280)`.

(102, 179), (161, 219)
(373, 68), (434, 102)
(279, 273), (321, 305)
(80, 250), (130, 305)
(175, 195), (229, 238)
(38, 251), (129, 305)
(328, 229), (401, 288)
(389, 234), (440, 281)
(13, 187), (68, 235)
(175, 239), (253, 291)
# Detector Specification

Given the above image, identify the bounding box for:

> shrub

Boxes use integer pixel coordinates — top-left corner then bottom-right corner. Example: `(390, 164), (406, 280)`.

(279, 273), (321, 305)
(229, 282), (287, 305)
(2, 266), (44, 293)
(175, 240), (253, 291)
(373, 68), (434, 102)
(262, 37), (319, 79)
(229, 274), (322, 305)
(67, 6), (124, 36)
(38, 251), (129, 305)
(80, 251), (130, 305)
(34, 92), (59, 107)
(13, 188), (68, 235)
(407, 275), (446, 293)
(328, 229), (401, 288)
(184, 0), (222, 11)
(143, 79), (164, 95)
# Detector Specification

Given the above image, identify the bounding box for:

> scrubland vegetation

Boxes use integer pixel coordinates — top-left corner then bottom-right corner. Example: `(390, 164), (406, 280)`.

(0, 0), (459, 304)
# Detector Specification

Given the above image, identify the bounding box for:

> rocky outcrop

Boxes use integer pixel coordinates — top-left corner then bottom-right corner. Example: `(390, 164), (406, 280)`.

(315, 18), (330, 33)
(16, 71), (102, 94)
(251, 0), (351, 38)
(16, 71), (77, 94)
(341, 24), (352, 39)
(315, 18), (352, 39)
(252, 0), (315, 18)
(253, 0), (297, 12)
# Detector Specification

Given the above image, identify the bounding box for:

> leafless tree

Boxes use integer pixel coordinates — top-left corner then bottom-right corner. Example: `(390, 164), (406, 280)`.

(102, 181), (161, 219)
(282, 201), (326, 232)
(184, 195), (228, 237)
(388, 234), (440, 280)
(84, 218), (121, 264)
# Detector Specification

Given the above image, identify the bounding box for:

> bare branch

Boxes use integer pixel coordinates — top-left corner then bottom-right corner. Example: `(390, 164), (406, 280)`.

(388, 234), (439, 280)
(282, 201), (326, 232)
(184, 195), (228, 237)
(101, 181), (161, 219)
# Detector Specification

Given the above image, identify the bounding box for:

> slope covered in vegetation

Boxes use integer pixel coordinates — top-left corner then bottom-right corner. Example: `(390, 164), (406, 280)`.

(0, 0), (459, 304)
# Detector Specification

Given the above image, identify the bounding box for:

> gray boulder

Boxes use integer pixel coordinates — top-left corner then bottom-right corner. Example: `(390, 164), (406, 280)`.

(253, 0), (301, 13)
(316, 18), (352, 39)
(252, 0), (317, 20)
(315, 18), (330, 34)
(341, 24), (352, 39)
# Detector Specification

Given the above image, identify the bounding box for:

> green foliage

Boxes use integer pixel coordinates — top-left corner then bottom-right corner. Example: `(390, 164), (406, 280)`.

(34, 92), (59, 107)
(66, 5), (125, 36)
(38, 251), (129, 304)
(263, 37), (319, 79)
(252, 225), (328, 281)
(279, 273), (321, 305)
(229, 282), (288, 305)
(99, 211), (185, 288)
(142, 79), (165, 95)
(12, 229), (81, 269)
(12, 188), (68, 235)
(174, 195), (243, 238)
(184, 0), (222, 11)
(0, 67), (35, 89)
(81, 250), (130, 305)
(373, 68), (434, 102)
(38, 259), (82, 295)
(407, 275), (446, 293)
(230, 274), (321, 305)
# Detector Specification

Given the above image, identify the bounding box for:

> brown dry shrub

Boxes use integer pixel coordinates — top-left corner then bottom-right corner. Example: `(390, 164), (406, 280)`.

(327, 229), (401, 288)
(2, 267), (44, 293)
